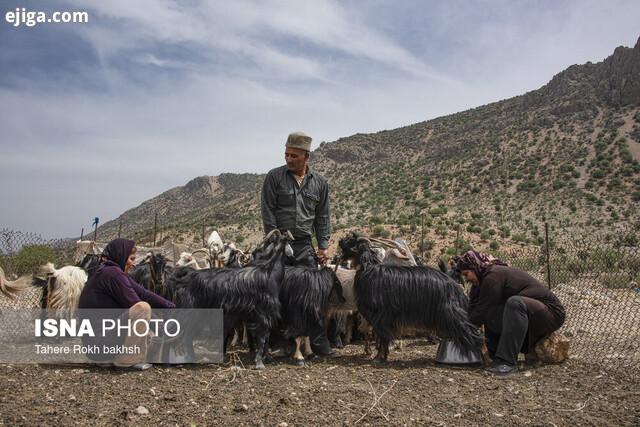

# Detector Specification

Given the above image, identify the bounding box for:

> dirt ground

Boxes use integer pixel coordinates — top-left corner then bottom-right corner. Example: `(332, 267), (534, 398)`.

(1, 341), (639, 427)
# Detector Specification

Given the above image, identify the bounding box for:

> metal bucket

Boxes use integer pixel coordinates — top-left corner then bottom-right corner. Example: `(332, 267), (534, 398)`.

(146, 336), (194, 364)
(435, 339), (481, 365)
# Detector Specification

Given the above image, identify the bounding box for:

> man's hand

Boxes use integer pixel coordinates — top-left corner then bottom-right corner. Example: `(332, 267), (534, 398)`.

(316, 248), (328, 265)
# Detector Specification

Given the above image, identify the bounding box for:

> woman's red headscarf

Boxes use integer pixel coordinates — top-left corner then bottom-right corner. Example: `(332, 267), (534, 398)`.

(456, 250), (507, 280)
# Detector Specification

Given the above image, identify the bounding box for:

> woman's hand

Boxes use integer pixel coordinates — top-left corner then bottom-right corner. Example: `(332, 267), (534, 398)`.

(469, 284), (481, 302)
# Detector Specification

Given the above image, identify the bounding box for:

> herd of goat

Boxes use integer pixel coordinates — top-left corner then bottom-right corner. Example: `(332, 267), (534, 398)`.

(0, 230), (481, 369)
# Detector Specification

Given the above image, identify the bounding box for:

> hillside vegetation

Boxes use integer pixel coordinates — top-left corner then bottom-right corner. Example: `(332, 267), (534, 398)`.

(96, 37), (640, 257)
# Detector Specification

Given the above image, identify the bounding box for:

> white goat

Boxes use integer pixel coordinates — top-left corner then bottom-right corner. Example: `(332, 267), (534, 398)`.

(40, 262), (87, 319)
(176, 250), (211, 269)
(207, 231), (226, 267)
(0, 266), (30, 299)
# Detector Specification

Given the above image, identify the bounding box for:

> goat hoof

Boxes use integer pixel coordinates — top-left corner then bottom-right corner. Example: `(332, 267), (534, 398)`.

(305, 353), (318, 361)
(255, 361), (265, 370)
(295, 359), (305, 367)
(334, 338), (344, 349)
(263, 354), (274, 364)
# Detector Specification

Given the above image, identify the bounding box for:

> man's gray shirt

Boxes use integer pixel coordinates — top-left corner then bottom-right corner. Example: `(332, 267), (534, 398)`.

(261, 165), (331, 249)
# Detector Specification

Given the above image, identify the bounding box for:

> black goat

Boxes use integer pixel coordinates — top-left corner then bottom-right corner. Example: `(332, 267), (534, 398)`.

(129, 253), (174, 298)
(438, 256), (463, 285)
(170, 230), (293, 369)
(339, 233), (483, 364)
(77, 254), (101, 275)
(279, 266), (346, 365)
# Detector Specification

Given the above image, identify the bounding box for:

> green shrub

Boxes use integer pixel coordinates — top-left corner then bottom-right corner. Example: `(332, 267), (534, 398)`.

(454, 238), (472, 253)
(13, 245), (58, 276)
(589, 248), (625, 270)
(620, 234), (639, 247)
(369, 215), (384, 225)
(418, 240), (434, 252)
(372, 226), (390, 238)
(489, 240), (500, 250)
(512, 234), (528, 244)
(467, 225), (482, 233)
(429, 207), (446, 217)
(432, 224), (446, 237)
(510, 256), (541, 271)
(601, 273), (630, 289)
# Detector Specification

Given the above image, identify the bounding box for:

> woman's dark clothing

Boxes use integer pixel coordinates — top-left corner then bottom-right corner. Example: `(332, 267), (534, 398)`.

(77, 239), (174, 361)
(469, 265), (565, 365)
(79, 238), (175, 310)
(78, 260), (175, 310)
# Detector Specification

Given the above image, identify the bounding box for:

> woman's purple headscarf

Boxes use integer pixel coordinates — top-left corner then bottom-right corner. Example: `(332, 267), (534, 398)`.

(456, 250), (507, 280)
(101, 238), (135, 271)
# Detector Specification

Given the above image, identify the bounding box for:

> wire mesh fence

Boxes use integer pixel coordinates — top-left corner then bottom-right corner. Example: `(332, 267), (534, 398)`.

(495, 236), (640, 375)
(0, 227), (639, 374)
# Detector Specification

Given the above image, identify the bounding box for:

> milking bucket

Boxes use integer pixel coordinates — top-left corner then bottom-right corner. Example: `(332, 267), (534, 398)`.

(435, 339), (481, 365)
(146, 336), (194, 364)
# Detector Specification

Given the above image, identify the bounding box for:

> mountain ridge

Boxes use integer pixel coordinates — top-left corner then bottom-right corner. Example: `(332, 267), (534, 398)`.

(96, 37), (640, 254)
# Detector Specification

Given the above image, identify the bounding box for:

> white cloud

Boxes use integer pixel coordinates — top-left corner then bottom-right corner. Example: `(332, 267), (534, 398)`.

(1, 0), (639, 237)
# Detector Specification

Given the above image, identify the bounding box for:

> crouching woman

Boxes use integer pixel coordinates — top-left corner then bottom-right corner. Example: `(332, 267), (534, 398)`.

(78, 238), (175, 370)
(457, 250), (565, 376)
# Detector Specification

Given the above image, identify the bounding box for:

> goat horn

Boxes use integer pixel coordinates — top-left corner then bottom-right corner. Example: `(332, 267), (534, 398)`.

(285, 230), (294, 241)
(390, 248), (410, 260)
(262, 229), (280, 243)
(370, 238), (409, 255)
(191, 249), (210, 256)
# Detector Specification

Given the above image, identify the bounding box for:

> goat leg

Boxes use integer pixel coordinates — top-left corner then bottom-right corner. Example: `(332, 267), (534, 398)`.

(253, 329), (268, 370)
(293, 337), (305, 366)
(344, 314), (353, 345)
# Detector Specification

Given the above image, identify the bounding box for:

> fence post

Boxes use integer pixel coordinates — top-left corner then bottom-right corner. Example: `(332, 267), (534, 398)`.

(420, 213), (424, 259)
(544, 222), (552, 289)
(153, 212), (158, 247)
(80, 228), (84, 241)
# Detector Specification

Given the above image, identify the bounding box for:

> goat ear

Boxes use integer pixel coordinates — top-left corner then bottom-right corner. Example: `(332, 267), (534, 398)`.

(438, 258), (447, 273)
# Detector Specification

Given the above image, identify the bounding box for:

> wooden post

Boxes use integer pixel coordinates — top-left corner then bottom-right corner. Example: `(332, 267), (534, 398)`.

(153, 212), (158, 247)
(545, 222), (552, 290)
(80, 228), (84, 241)
(420, 213), (424, 258)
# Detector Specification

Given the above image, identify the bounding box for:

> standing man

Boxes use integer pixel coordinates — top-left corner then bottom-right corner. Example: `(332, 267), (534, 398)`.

(261, 131), (334, 356)
(261, 131), (331, 268)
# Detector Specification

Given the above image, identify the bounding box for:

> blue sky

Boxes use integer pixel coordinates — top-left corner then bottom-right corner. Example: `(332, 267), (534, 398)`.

(1, 0), (639, 238)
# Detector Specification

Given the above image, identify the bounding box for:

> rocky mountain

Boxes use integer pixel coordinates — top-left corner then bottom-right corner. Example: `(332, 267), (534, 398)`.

(96, 37), (640, 255)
